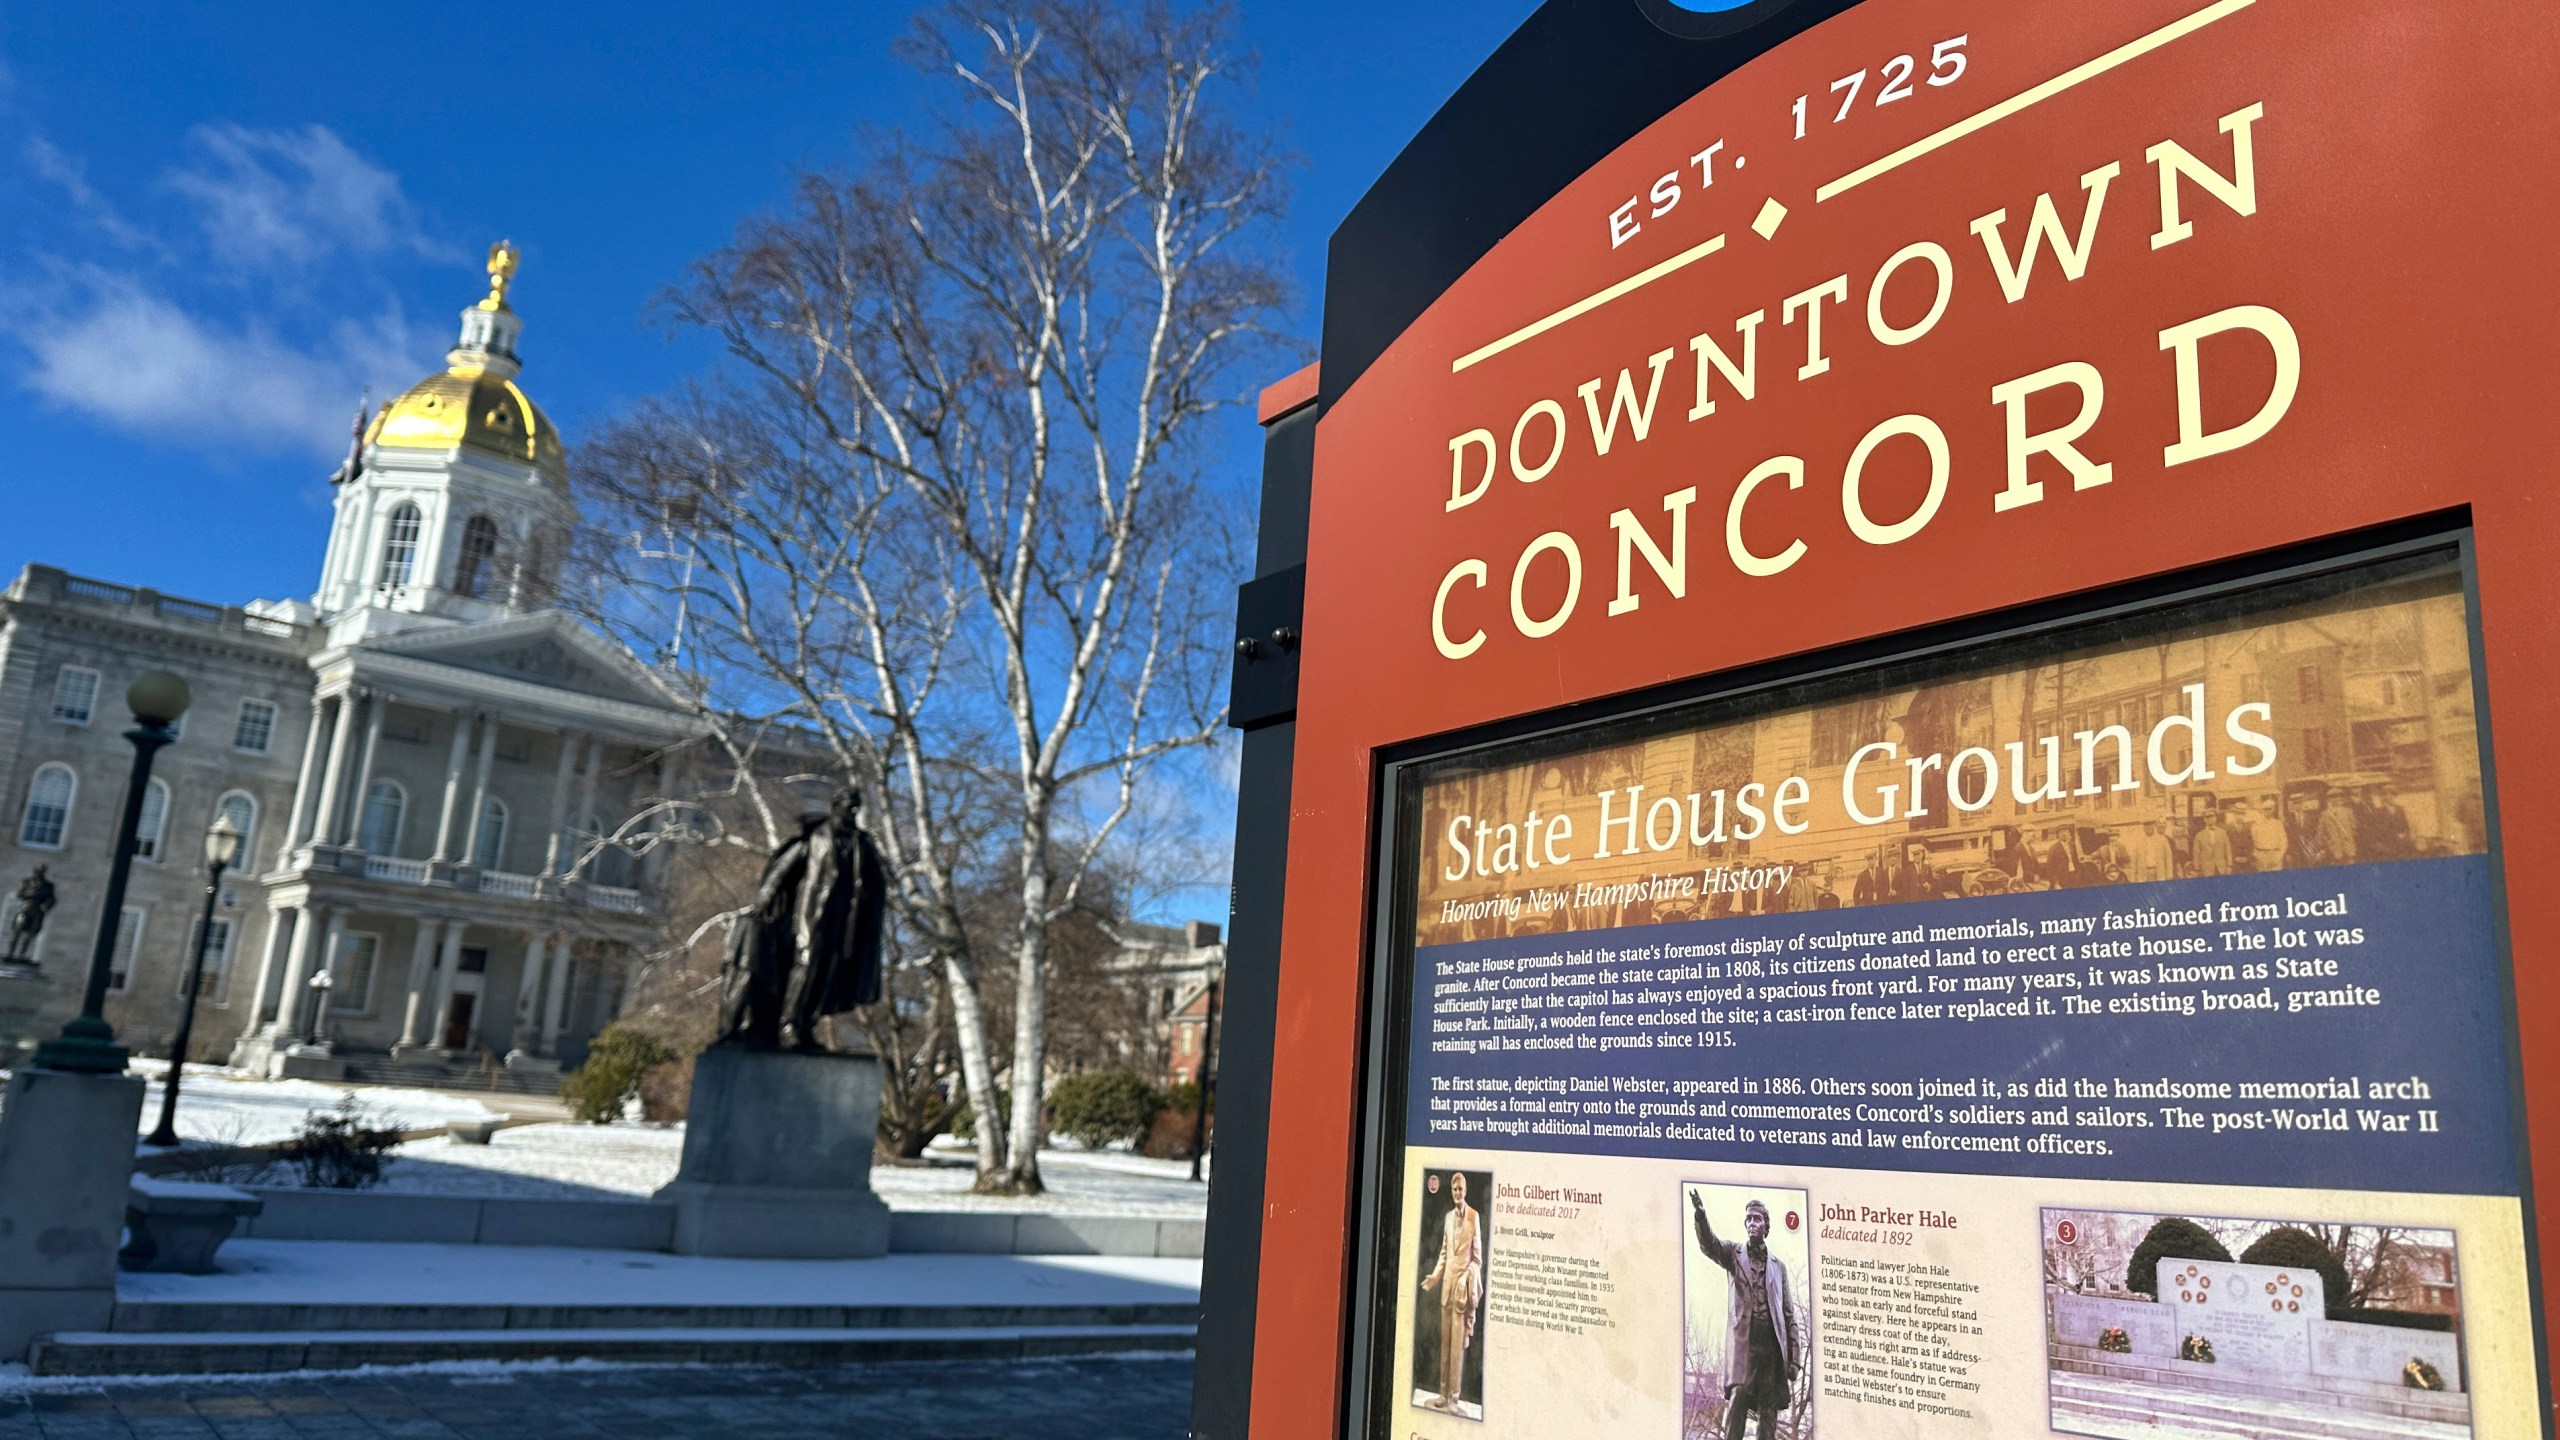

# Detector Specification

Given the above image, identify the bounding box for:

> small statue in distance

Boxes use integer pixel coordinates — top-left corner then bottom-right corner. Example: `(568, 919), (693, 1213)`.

(716, 789), (886, 1050)
(4, 866), (55, 965)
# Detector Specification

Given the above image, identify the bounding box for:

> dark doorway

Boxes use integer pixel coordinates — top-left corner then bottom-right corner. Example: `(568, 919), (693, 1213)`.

(440, 993), (477, 1050)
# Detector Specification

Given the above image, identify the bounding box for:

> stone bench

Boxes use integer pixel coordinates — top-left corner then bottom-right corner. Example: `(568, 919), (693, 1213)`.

(120, 1176), (263, 1274)
(445, 1117), (510, 1145)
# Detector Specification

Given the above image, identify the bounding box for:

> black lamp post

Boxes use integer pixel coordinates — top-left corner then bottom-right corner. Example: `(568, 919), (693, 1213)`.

(33, 671), (190, 1075)
(1188, 961), (1222, 1183)
(143, 813), (244, 1147)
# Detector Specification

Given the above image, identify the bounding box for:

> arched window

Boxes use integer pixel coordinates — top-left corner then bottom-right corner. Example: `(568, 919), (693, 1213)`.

(133, 778), (170, 861)
(453, 515), (501, 598)
(472, 797), (509, 869)
(18, 764), (75, 849)
(215, 791), (259, 868)
(514, 527), (559, 605)
(377, 503), (423, 591)
(359, 779), (406, 856)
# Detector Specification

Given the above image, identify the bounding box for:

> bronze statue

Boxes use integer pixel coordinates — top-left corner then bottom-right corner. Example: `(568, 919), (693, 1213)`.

(717, 789), (886, 1049)
(4, 866), (54, 965)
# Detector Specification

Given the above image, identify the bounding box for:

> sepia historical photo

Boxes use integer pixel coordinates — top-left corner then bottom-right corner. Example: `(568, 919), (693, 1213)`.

(1417, 562), (2484, 950)
(1683, 1181), (1813, 1440)
(2042, 1206), (2470, 1439)
(1411, 1167), (1494, 1420)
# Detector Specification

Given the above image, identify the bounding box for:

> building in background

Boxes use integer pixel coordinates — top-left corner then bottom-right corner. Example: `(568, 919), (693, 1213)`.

(0, 247), (701, 1089)
(1109, 919), (1223, 1089)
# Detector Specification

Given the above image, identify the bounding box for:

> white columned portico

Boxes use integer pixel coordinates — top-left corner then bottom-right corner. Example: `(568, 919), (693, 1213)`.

(507, 932), (553, 1063)
(429, 921), (467, 1051)
(285, 697), (332, 855)
(396, 922), (443, 1051)
(567, 736), (603, 877)
(300, 911), (351, 1045)
(341, 693), (388, 848)
(264, 905), (323, 1039)
(432, 713), (474, 862)
(305, 695), (357, 850)
(542, 731), (580, 874)
(244, 903), (297, 1028)
(463, 713), (499, 863)
(539, 936), (576, 1055)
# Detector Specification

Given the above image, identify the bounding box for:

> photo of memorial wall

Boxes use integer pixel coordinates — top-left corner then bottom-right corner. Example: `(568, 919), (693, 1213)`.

(2040, 1206), (2468, 1439)
(1415, 562), (2483, 949)
(1412, 1167), (1495, 1421)
(1682, 1181), (1813, 1440)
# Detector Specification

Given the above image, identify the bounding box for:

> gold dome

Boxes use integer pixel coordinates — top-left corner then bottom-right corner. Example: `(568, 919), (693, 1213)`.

(362, 242), (566, 488)
(366, 363), (566, 485)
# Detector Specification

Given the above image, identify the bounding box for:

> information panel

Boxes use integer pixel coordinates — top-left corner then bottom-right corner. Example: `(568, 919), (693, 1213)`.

(1379, 553), (2536, 1437)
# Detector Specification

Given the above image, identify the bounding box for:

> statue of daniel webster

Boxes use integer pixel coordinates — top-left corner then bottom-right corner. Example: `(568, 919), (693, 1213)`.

(717, 789), (887, 1050)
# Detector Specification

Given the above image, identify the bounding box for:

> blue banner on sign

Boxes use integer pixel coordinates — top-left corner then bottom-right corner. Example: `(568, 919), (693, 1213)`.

(1404, 855), (2515, 1196)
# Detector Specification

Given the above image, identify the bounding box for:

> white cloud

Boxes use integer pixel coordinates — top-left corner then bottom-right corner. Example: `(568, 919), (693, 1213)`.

(10, 268), (441, 459)
(22, 137), (157, 252)
(166, 123), (451, 271)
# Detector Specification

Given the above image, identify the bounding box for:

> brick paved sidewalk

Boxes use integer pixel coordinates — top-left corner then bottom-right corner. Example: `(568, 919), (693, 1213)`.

(0, 1353), (1193, 1440)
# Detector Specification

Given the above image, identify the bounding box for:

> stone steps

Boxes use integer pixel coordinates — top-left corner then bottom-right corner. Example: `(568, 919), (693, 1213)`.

(2050, 1373), (2470, 1440)
(27, 1323), (1197, 1376)
(109, 1297), (1201, 1334)
(337, 1057), (559, 1096)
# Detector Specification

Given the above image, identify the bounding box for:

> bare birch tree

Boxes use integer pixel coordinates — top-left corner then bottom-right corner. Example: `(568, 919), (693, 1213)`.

(572, 0), (1287, 1192)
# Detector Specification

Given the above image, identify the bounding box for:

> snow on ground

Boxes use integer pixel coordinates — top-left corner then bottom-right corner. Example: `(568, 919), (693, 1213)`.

(119, 1060), (500, 1146)
(118, 1240), (1200, 1309)
(10, 1061), (1206, 1216)
(376, 1125), (1208, 1216)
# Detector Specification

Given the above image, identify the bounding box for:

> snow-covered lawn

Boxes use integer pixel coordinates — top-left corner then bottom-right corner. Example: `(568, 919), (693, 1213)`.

(6, 1061), (1210, 1217)
(377, 1126), (1209, 1216)
(121, 1060), (502, 1146)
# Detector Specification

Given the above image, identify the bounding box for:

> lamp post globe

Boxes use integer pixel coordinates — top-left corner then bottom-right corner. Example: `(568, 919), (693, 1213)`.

(34, 671), (190, 1074)
(126, 671), (192, 728)
(145, 814), (244, 1147)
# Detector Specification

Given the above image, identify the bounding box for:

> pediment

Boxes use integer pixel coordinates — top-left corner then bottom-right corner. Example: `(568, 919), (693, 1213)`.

(357, 613), (675, 711)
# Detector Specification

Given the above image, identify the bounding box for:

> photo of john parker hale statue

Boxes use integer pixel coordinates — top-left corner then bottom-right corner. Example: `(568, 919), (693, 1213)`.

(652, 788), (898, 1259)
(1686, 1185), (1811, 1440)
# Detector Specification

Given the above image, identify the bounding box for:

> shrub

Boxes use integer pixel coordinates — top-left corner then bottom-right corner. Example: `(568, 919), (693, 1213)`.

(283, 1095), (401, 1189)
(2127, 1217), (2232, 1297)
(560, 1023), (678, 1125)
(1166, 1080), (1214, 1117)
(1139, 1106), (1210, 1160)
(2238, 1226), (2353, 1318)
(1048, 1069), (1165, 1150)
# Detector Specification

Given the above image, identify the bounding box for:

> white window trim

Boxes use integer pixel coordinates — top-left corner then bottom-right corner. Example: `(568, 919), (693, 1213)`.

(188, 915), (237, 1008)
(106, 905), (147, 994)
(51, 665), (100, 726)
(360, 779), (408, 857)
(233, 699), (279, 755)
(19, 763), (76, 851)
(474, 797), (509, 869)
(215, 791), (260, 871)
(328, 930), (383, 1014)
(134, 778), (170, 865)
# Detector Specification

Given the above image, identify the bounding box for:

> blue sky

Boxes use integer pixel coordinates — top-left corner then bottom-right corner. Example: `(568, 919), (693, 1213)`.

(0, 1), (1606, 604)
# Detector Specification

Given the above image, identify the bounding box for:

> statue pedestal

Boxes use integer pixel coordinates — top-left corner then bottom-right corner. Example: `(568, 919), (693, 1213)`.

(0, 964), (54, 1067)
(652, 1045), (891, 1259)
(0, 1067), (146, 1359)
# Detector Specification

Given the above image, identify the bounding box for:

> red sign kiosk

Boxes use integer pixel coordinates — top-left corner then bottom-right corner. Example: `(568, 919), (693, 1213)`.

(1196, 0), (2560, 1436)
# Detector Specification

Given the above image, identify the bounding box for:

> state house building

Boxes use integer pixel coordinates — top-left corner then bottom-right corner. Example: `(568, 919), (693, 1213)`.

(0, 250), (703, 1087)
